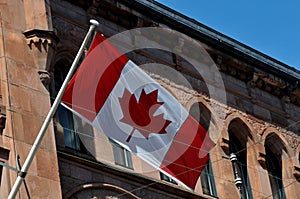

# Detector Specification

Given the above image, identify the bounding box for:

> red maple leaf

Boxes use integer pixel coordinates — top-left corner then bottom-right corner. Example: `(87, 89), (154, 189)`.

(119, 88), (171, 142)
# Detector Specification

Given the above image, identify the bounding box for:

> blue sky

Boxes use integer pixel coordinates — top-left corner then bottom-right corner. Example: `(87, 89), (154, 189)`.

(155, 0), (300, 71)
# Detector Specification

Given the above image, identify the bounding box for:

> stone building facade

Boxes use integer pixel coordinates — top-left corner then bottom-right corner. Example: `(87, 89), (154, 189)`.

(0, 0), (299, 198)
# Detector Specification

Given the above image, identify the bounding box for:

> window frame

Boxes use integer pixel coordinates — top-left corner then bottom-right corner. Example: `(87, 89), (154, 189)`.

(229, 129), (253, 199)
(53, 59), (83, 151)
(265, 135), (286, 199)
(189, 102), (218, 197)
(110, 139), (133, 169)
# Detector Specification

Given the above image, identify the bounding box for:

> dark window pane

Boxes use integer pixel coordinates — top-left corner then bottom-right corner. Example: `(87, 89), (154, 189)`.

(54, 60), (82, 151)
(200, 156), (217, 196)
(110, 139), (133, 169)
(189, 103), (217, 196)
(265, 136), (286, 199)
(229, 130), (253, 199)
(160, 172), (177, 184)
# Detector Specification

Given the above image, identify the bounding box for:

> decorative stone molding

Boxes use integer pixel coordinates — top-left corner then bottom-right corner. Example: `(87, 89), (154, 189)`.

(220, 137), (230, 155)
(257, 152), (266, 169)
(292, 145), (300, 180)
(23, 29), (59, 49)
(253, 72), (286, 89)
(211, 52), (253, 82)
(293, 166), (300, 180)
(53, 17), (90, 49)
(281, 96), (291, 118)
(87, 0), (101, 16)
(290, 86), (300, 106)
(23, 29), (59, 71)
(244, 114), (265, 135)
(281, 133), (299, 150)
(250, 72), (286, 98)
(38, 70), (51, 87)
(87, 0), (147, 29)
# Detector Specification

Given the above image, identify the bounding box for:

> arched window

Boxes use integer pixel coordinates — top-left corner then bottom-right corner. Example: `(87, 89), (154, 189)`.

(228, 119), (253, 199)
(190, 102), (217, 197)
(52, 59), (83, 150)
(265, 134), (286, 199)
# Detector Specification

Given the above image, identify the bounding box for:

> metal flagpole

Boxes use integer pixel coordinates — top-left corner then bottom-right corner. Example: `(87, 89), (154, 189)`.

(7, 19), (99, 199)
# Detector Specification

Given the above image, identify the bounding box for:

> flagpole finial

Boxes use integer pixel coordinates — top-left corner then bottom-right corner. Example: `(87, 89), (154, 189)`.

(90, 19), (99, 27)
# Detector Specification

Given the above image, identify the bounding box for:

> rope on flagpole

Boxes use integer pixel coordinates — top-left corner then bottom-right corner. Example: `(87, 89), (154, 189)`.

(7, 19), (99, 199)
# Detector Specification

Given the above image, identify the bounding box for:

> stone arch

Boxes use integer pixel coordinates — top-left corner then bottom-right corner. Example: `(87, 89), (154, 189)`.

(49, 49), (93, 151)
(49, 49), (74, 99)
(50, 48), (74, 73)
(220, 113), (258, 154)
(261, 127), (292, 158)
(293, 145), (300, 180)
(228, 118), (254, 144)
(186, 97), (219, 196)
(186, 97), (221, 143)
(64, 183), (141, 199)
(295, 145), (300, 166)
(261, 127), (292, 198)
(225, 116), (256, 198)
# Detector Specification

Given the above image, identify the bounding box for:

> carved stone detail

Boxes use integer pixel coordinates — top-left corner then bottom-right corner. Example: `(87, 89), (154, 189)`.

(290, 86), (300, 106)
(87, 0), (101, 16)
(53, 16), (86, 47)
(254, 72), (286, 89)
(282, 133), (299, 150)
(243, 113), (265, 135)
(23, 29), (59, 71)
(247, 71), (292, 102)
(38, 70), (51, 87)
(257, 152), (266, 169)
(23, 29), (59, 49)
(281, 96), (291, 118)
(220, 137), (229, 154)
(293, 166), (300, 180)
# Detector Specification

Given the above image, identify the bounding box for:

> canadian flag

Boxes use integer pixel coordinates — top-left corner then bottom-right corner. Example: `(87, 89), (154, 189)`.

(62, 33), (215, 190)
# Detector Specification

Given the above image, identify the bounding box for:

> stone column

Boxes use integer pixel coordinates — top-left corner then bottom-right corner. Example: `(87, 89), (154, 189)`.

(0, 0), (62, 198)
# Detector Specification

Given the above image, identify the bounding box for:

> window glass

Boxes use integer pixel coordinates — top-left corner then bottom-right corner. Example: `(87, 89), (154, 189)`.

(53, 60), (82, 150)
(200, 154), (217, 196)
(265, 135), (286, 199)
(110, 139), (133, 169)
(229, 130), (253, 199)
(189, 102), (217, 197)
(160, 172), (177, 184)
